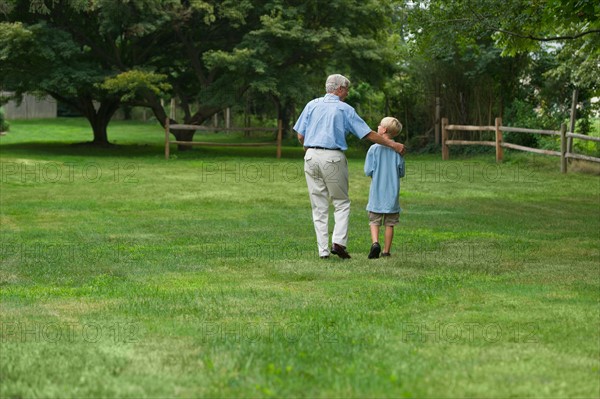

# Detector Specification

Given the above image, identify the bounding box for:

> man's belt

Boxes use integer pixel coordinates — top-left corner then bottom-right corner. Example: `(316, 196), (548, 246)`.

(306, 146), (342, 150)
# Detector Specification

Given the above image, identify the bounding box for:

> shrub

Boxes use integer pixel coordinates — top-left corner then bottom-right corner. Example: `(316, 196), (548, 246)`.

(503, 99), (540, 148)
(0, 107), (9, 132)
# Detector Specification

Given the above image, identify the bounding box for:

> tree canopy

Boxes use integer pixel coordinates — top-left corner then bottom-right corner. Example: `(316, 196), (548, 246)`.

(385, 0), (599, 145)
(1, 0), (598, 148)
(1, 0), (396, 145)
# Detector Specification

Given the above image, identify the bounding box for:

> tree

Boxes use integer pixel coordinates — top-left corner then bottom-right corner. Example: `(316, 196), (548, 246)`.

(406, 0), (599, 96)
(206, 0), (393, 137)
(460, 0), (599, 101)
(380, 0), (598, 150)
(379, 0), (529, 147)
(0, 0), (238, 146)
(0, 0), (176, 145)
(0, 20), (123, 145)
(2, 0), (397, 148)
(0, 106), (8, 132)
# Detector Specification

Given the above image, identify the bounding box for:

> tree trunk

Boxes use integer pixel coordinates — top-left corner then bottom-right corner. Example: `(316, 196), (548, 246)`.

(90, 120), (110, 146)
(144, 93), (218, 151)
(276, 97), (296, 139)
(172, 129), (196, 151)
(48, 92), (119, 146)
(80, 97), (120, 146)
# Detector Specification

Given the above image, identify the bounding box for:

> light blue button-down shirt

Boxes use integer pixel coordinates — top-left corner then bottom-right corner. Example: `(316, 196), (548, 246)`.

(364, 144), (405, 213)
(293, 94), (371, 150)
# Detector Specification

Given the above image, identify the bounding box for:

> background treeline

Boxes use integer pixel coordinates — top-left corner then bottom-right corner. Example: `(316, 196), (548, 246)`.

(1, 0), (598, 152)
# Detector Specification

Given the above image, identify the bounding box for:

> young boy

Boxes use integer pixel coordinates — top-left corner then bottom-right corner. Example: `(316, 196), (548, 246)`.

(364, 117), (405, 259)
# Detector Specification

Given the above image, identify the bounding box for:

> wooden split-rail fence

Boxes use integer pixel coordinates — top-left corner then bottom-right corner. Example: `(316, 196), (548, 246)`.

(165, 119), (283, 160)
(441, 117), (600, 173)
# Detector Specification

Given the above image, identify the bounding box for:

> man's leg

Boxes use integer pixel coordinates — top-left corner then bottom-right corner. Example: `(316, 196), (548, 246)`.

(305, 153), (330, 257)
(326, 156), (350, 248)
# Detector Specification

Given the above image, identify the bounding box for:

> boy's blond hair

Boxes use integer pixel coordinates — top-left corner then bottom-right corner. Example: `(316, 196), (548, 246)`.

(380, 117), (402, 138)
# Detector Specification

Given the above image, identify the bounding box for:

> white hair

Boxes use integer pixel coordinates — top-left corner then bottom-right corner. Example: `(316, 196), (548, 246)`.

(325, 74), (351, 93)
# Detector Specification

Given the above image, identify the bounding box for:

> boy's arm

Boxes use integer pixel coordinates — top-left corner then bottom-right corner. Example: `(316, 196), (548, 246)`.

(364, 149), (375, 177)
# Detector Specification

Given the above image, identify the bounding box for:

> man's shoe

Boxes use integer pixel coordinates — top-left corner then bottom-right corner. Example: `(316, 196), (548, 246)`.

(320, 255), (330, 259)
(331, 243), (351, 259)
(368, 242), (381, 259)
(382, 252), (391, 257)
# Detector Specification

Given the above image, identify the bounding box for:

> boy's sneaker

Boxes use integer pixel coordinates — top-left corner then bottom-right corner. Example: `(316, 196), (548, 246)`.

(368, 242), (381, 259)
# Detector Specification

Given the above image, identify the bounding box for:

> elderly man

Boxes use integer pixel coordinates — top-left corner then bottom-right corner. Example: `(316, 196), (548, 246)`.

(294, 74), (406, 259)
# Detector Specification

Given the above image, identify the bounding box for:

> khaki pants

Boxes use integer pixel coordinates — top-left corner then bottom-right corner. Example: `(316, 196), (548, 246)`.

(304, 149), (350, 257)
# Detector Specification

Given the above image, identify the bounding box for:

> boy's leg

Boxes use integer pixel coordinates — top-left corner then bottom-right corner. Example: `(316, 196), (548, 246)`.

(368, 212), (382, 259)
(383, 213), (400, 255)
(370, 224), (380, 244)
(383, 226), (394, 254)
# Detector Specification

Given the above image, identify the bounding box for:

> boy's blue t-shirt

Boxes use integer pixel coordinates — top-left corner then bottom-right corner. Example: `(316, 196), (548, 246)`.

(364, 143), (405, 213)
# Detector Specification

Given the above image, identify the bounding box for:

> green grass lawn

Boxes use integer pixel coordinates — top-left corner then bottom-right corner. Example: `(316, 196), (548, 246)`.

(1, 118), (599, 398)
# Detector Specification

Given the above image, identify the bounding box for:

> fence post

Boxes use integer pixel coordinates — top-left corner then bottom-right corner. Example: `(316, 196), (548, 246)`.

(495, 117), (503, 163)
(276, 119), (283, 159)
(165, 118), (170, 160)
(560, 123), (567, 173)
(441, 118), (449, 160)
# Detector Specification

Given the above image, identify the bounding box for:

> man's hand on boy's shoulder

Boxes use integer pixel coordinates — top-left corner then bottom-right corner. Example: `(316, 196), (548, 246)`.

(394, 142), (406, 155)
